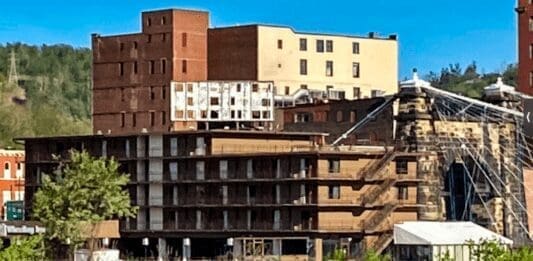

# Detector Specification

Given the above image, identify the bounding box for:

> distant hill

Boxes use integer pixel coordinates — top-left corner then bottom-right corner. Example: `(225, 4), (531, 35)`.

(0, 43), (92, 148)
(424, 62), (518, 98)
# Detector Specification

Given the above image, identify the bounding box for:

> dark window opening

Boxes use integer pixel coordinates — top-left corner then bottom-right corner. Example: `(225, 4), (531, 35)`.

(161, 111), (166, 125)
(277, 39), (283, 49)
(398, 186), (408, 200)
(182, 60), (187, 73)
(328, 159), (340, 173)
(132, 113), (136, 127)
(328, 185), (340, 199)
(353, 62), (360, 78)
(299, 38), (307, 51)
(149, 60), (155, 74)
(326, 40), (333, 52)
(326, 61), (333, 76)
(121, 112), (125, 127)
(353, 42), (360, 54)
(150, 111), (155, 126)
(119, 62), (124, 76)
(161, 59), (166, 74)
(397, 160), (408, 174)
(300, 59), (307, 75)
(316, 40), (324, 52)
(150, 86), (155, 100)
(133, 61), (138, 74)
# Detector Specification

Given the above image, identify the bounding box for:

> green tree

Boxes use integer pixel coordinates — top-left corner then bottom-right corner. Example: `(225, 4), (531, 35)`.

(364, 249), (392, 261)
(33, 150), (137, 258)
(0, 235), (46, 261)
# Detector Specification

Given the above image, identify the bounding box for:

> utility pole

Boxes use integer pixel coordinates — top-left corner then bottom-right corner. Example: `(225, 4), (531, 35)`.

(8, 49), (19, 85)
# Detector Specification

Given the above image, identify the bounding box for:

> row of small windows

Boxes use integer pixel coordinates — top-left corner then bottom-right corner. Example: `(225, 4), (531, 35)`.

(118, 32), (187, 51)
(327, 185), (409, 200)
(299, 60), (360, 78)
(3, 162), (23, 179)
(278, 38), (360, 54)
(175, 110), (271, 120)
(119, 111), (167, 128)
(146, 16), (167, 26)
(118, 59), (187, 76)
(119, 86), (166, 102)
(325, 159), (409, 174)
(3, 162), (22, 171)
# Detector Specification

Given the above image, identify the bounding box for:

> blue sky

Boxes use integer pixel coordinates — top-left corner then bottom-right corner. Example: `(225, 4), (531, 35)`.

(0, 0), (517, 78)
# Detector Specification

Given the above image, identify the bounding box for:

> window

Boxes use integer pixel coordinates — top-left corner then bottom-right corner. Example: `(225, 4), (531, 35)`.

(294, 112), (312, 123)
(182, 33), (187, 47)
(316, 40), (324, 52)
(161, 86), (166, 100)
(336, 111), (343, 122)
(285, 86), (290, 95)
(396, 160), (408, 174)
(16, 163), (21, 170)
(120, 88), (125, 102)
(398, 186), (408, 200)
(121, 112), (125, 127)
(161, 59), (166, 74)
(353, 62), (360, 78)
(132, 113), (136, 127)
(326, 40), (333, 52)
(326, 61), (333, 76)
(300, 84), (308, 89)
(119, 62), (124, 76)
(120, 42), (124, 51)
(149, 60), (155, 74)
(353, 87), (361, 99)
(150, 111), (155, 126)
(350, 111), (357, 123)
(161, 111), (166, 125)
(252, 84), (259, 92)
(328, 159), (340, 173)
(261, 99), (270, 106)
(4, 162), (9, 170)
(147, 18), (152, 26)
(133, 61), (138, 74)
(277, 39), (283, 49)
(147, 34), (152, 43)
(300, 59), (307, 75)
(353, 42), (360, 54)
(187, 97), (193, 106)
(236, 84), (242, 92)
(133, 41), (138, 49)
(530, 71), (533, 87)
(530, 16), (533, 31)
(210, 97), (220, 105)
(161, 33), (166, 42)
(299, 38), (307, 51)
(530, 44), (533, 59)
(328, 185), (340, 199)
(150, 86), (155, 100)
(230, 97), (235, 106)
(161, 16), (166, 25)
(182, 60), (187, 73)
(371, 90), (385, 97)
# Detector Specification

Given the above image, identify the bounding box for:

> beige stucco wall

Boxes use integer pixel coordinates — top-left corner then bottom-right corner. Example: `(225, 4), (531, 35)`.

(257, 26), (398, 99)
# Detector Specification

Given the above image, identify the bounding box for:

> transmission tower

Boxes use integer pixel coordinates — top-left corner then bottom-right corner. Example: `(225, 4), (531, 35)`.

(8, 49), (19, 85)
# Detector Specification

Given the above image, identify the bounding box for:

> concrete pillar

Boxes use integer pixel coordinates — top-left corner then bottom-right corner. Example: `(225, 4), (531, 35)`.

(314, 238), (323, 260)
(182, 238), (191, 261)
(158, 238), (167, 261)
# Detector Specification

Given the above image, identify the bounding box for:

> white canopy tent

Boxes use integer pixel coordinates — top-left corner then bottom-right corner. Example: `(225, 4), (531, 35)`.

(393, 221), (512, 261)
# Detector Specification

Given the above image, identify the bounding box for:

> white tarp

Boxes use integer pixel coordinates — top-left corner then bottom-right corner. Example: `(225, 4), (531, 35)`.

(394, 221), (513, 245)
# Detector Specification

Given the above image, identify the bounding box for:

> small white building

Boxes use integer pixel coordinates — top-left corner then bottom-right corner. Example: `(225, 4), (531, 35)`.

(393, 221), (512, 261)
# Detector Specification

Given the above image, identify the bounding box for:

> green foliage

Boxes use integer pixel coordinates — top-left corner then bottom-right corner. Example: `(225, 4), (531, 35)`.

(327, 248), (347, 260)
(33, 150), (137, 253)
(439, 239), (533, 261)
(364, 249), (392, 261)
(425, 62), (517, 98)
(0, 235), (46, 261)
(0, 43), (91, 148)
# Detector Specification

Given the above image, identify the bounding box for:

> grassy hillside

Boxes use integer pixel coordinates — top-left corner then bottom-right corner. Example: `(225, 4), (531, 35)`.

(0, 43), (92, 148)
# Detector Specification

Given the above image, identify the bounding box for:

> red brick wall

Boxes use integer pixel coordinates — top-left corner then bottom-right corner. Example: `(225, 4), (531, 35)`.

(208, 26), (258, 80)
(0, 151), (24, 219)
(518, 0), (533, 95)
(92, 9), (209, 135)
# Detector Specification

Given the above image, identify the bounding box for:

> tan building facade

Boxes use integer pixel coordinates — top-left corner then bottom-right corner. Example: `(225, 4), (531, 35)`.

(209, 25), (398, 100)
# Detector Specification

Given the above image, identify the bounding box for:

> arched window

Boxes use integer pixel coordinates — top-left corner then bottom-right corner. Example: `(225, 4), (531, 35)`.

(3, 162), (10, 179)
(4, 162), (9, 170)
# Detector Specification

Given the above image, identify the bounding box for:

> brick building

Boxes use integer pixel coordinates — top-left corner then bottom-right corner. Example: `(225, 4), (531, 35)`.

(0, 149), (24, 219)
(517, 0), (533, 95)
(19, 131), (421, 259)
(92, 9), (398, 135)
(92, 9), (209, 135)
(276, 97), (395, 145)
(208, 25), (398, 100)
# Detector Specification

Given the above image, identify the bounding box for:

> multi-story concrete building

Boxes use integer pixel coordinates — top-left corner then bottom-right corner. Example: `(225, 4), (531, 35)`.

(517, 0), (533, 95)
(20, 131), (420, 259)
(0, 149), (24, 220)
(91, 9), (209, 135)
(208, 25), (398, 101)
